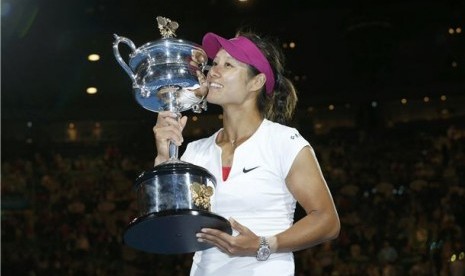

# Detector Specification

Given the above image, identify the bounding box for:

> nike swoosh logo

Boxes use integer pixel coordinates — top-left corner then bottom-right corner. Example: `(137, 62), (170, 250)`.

(243, 166), (260, 173)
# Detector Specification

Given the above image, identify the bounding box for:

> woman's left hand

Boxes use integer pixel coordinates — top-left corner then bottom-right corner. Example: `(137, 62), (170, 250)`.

(196, 218), (260, 257)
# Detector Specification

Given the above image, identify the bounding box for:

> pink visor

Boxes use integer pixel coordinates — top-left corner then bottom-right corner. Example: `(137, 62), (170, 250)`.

(202, 32), (275, 95)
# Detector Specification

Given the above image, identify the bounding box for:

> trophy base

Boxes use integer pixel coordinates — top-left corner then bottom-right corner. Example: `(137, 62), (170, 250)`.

(123, 209), (232, 254)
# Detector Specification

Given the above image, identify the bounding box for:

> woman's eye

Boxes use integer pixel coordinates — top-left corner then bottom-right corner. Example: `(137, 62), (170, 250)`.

(211, 61), (233, 68)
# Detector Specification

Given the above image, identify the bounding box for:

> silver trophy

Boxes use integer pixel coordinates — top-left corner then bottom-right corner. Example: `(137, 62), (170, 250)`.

(113, 16), (231, 254)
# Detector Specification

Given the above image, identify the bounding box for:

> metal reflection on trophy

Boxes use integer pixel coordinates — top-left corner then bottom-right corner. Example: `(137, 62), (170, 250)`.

(113, 16), (231, 254)
(113, 16), (209, 113)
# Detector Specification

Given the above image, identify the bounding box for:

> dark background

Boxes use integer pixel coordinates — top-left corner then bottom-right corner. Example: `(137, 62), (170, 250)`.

(2, 0), (464, 121)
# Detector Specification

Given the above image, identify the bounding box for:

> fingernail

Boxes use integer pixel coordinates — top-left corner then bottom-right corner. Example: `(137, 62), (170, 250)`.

(197, 238), (203, 242)
(196, 233), (202, 238)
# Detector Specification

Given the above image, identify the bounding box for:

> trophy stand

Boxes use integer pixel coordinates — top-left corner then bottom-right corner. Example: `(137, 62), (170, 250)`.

(113, 17), (231, 254)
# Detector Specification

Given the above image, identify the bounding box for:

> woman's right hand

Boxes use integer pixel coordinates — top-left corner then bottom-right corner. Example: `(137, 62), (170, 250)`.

(153, 111), (188, 165)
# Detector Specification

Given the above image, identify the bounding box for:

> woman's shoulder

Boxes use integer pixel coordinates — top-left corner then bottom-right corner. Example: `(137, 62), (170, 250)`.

(262, 119), (305, 140)
(186, 129), (220, 150)
(181, 130), (220, 162)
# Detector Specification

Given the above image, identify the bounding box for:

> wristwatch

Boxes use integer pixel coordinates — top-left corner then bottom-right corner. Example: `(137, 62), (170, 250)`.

(256, 236), (271, 261)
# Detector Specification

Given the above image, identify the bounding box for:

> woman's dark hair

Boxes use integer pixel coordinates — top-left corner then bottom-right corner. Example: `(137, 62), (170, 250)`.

(236, 30), (298, 125)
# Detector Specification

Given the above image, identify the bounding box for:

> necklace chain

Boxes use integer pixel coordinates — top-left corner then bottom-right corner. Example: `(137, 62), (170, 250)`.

(221, 130), (251, 148)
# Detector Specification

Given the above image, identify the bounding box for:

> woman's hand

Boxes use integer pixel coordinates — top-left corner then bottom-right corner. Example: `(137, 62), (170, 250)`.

(196, 218), (261, 257)
(153, 111), (188, 165)
(193, 69), (209, 98)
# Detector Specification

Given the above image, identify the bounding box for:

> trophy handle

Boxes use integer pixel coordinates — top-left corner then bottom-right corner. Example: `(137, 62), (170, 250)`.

(113, 34), (137, 83)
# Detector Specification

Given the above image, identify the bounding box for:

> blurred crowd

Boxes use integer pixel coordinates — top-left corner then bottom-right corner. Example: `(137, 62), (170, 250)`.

(2, 120), (464, 275)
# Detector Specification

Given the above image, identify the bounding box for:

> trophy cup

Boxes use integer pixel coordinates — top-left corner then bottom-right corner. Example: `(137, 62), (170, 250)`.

(113, 16), (231, 254)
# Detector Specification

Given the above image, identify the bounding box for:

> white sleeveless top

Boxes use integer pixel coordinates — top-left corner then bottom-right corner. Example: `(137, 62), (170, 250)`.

(181, 119), (310, 276)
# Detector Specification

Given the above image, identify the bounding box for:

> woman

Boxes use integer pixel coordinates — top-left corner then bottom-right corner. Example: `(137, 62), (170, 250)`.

(153, 30), (340, 275)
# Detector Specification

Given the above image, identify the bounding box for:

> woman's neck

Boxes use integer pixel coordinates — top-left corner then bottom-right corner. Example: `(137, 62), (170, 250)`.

(218, 109), (263, 147)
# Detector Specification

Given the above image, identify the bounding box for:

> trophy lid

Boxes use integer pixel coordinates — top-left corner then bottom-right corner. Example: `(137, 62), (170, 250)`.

(128, 16), (206, 72)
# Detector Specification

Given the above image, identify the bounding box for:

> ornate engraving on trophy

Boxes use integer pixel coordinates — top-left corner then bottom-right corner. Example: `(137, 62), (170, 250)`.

(156, 16), (179, 38)
(190, 182), (214, 210)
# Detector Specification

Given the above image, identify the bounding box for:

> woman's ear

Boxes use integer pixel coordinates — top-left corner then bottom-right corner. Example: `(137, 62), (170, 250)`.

(249, 73), (266, 92)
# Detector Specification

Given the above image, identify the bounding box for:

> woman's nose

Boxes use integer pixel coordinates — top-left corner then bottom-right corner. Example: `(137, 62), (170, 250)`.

(208, 65), (220, 78)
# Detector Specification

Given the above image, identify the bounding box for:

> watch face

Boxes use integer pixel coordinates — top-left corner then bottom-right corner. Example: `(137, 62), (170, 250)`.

(257, 247), (271, 261)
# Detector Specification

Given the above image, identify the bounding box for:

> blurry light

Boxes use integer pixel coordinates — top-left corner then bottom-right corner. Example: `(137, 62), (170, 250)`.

(67, 123), (77, 142)
(451, 254), (457, 262)
(440, 95), (447, 101)
(452, 61), (458, 68)
(401, 98), (407, 104)
(218, 114), (223, 120)
(87, 87), (98, 94)
(456, 27), (462, 34)
(307, 107), (314, 112)
(459, 252), (465, 260)
(282, 43), (288, 49)
(238, 0), (248, 2)
(315, 123), (323, 129)
(398, 186), (405, 195)
(449, 28), (455, 34)
(328, 104), (335, 110)
(192, 116), (198, 122)
(289, 42), (296, 49)
(193, 128), (203, 136)
(88, 54), (100, 61)
(371, 101), (378, 107)
(301, 75), (308, 80)
(345, 103), (351, 109)
(294, 75), (300, 81)
(441, 109), (449, 115)
(26, 138), (33, 144)
(27, 121), (32, 128)
(423, 96), (430, 102)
